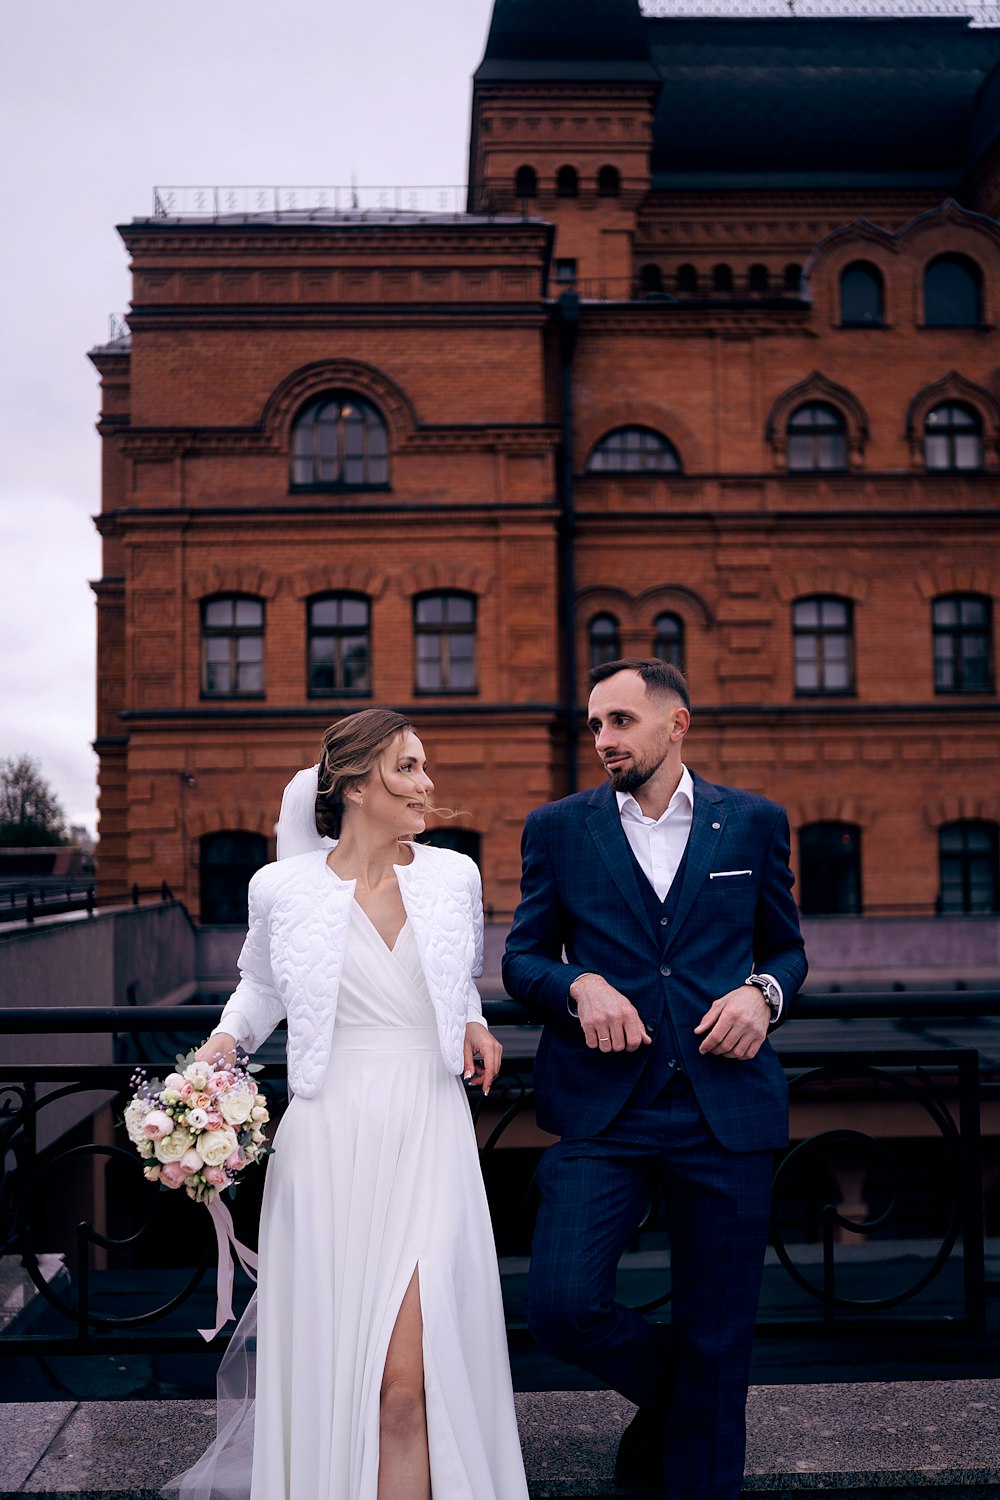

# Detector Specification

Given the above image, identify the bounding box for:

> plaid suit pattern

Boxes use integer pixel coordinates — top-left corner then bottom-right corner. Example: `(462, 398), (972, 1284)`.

(503, 773), (808, 1500)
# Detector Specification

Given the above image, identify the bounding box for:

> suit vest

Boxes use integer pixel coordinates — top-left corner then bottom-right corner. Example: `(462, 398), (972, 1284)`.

(623, 833), (691, 1106)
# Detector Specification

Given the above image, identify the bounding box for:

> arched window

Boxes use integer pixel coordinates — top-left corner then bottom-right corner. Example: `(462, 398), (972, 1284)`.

(587, 427), (681, 474)
(799, 822), (862, 915)
(514, 165), (537, 199)
(924, 255), (983, 327)
(675, 264), (698, 295)
(924, 403), (983, 471)
(712, 264), (733, 293)
(653, 612), (684, 670)
(748, 264), (769, 294)
(787, 402), (847, 471)
(556, 165), (579, 199)
(414, 592), (476, 694)
(639, 263), (665, 296)
(589, 613), (620, 670)
(200, 832), (268, 925)
(597, 165), (620, 198)
(939, 821), (999, 913)
(840, 262), (884, 326)
(291, 394), (389, 488)
(932, 594), (993, 693)
(783, 263), (803, 293)
(201, 596), (264, 697)
(793, 596), (854, 695)
(307, 594), (371, 697)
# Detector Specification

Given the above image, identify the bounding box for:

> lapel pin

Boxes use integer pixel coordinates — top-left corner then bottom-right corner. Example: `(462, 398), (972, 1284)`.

(712, 822), (721, 830)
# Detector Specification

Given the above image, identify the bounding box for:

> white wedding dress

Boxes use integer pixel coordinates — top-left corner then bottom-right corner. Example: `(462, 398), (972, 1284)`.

(169, 887), (528, 1500)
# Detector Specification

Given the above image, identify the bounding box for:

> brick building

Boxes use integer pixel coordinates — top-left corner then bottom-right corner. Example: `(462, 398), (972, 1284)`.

(90, 0), (1000, 947)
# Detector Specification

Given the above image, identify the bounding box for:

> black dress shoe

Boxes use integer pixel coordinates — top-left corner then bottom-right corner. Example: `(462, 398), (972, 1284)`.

(614, 1407), (664, 1486)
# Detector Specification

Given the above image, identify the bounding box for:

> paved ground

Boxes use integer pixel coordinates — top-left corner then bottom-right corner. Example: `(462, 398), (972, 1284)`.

(2, 1381), (1000, 1498)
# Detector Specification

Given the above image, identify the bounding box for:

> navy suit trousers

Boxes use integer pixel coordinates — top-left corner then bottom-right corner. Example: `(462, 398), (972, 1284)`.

(528, 1073), (772, 1500)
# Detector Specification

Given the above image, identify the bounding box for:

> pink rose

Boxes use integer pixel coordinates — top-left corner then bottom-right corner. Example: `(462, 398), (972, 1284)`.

(206, 1114), (223, 1130)
(159, 1162), (190, 1190)
(180, 1149), (202, 1172)
(204, 1166), (227, 1187)
(247, 1081), (258, 1095)
(225, 1151), (243, 1171)
(163, 1073), (186, 1092)
(208, 1073), (230, 1094)
(179, 1082), (194, 1102)
(141, 1110), (174, 1142)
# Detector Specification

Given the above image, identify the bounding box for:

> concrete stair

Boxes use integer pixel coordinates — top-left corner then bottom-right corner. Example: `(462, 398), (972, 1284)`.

(2, 1381), (999, 1498)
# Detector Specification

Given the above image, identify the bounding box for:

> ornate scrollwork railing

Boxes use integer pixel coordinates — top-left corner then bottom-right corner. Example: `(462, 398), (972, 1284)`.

(0, 1002), (993, 1354)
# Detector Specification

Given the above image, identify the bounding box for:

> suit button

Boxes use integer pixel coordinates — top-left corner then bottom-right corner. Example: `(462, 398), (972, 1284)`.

(645, 1019), (657, 1036)
(660, 965), (671, 977)
(659, 917), (669, 927)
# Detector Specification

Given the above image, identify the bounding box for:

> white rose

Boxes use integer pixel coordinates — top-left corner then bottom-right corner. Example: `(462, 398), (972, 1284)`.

(219, 1087), (254, 1126)
(250, 1105), (268, 1122)
(184, 1061), (213, 1091)
(138, 1140), (155, 1160)
(124, 1098), (152, 1146)
(163, 1072), (186, 1091)
(197, 1126), (239, 1168)
(155, 1126), (195, 1164)
(185, 1107), (210, 1131)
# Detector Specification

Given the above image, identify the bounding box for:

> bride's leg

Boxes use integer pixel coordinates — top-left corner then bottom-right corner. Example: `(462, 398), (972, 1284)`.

(378, 1267), (430, 1500)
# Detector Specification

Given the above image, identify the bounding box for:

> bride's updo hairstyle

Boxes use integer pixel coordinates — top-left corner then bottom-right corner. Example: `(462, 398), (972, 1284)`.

(315, 709), (413, 839)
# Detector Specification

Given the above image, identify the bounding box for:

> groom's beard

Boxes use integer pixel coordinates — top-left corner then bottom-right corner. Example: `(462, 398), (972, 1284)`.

(605, 755), (658, 795)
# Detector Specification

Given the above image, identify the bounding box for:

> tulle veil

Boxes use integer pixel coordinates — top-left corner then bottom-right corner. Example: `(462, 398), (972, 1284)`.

(164, 767), (328, 1499)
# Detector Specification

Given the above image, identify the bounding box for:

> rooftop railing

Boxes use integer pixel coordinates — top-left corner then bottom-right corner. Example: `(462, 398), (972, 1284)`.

(640, 0), (1000, 21)
(151, 186), (470, 220)
(0, 994), (997, 1358)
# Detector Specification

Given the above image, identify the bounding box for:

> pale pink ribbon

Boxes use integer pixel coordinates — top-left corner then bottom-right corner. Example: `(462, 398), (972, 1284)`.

(198, 1193), (260, 1342)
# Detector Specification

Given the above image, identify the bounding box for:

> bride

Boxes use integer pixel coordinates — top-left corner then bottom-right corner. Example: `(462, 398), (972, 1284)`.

(170, 708), (528, 1500)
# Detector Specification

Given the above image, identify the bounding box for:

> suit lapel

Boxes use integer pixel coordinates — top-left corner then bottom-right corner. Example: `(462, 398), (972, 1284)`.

(585, 784), (659, 946)
(664, 774), (727, 949)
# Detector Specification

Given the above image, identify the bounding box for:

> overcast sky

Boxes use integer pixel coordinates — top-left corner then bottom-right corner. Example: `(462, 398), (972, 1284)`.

(0, 0), (496, 833)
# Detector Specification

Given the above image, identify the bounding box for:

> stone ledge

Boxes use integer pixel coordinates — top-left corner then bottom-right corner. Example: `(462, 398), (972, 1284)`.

(1, 1380), (998, 1498)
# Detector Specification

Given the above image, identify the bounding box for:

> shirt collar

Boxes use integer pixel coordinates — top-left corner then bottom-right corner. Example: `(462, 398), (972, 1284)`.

(616, 764), (694, 826)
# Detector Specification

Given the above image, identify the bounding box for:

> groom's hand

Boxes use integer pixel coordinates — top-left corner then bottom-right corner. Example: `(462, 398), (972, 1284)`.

(570, 973), (652, 1053)
(694, 987), (770, 1059)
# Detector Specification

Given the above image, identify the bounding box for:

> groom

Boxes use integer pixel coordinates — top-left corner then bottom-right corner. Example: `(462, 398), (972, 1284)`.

(502, 659), (807, 1499)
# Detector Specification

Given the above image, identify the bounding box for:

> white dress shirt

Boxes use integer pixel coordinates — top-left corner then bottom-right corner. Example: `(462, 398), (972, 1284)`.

(616, 764), (695, 902)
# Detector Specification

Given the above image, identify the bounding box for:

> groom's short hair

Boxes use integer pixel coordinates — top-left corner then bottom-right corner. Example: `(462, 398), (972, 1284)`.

(588, 657), (691, 711)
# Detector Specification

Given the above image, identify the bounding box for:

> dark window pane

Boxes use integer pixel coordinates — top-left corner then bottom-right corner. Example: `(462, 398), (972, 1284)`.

(794, 595), (854, 694)
(290, 393), (389, 488)
(587, 426), (680, 474)
(840, 263), (883, 325)
(799, 822), (862, 914)
(200, 832), (269, 924)
(933, 593), (993, 693)
(925, 257), (982, 326)
(234, 599), (263, 628)
(938, 821), (999, 913)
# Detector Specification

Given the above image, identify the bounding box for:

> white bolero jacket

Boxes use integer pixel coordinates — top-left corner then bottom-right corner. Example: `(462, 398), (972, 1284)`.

(216, 842), (488, 1097)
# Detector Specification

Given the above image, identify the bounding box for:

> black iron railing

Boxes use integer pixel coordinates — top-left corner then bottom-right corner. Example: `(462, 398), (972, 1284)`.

(0, 996), (996, 1355)
(0, 883), (173, 926)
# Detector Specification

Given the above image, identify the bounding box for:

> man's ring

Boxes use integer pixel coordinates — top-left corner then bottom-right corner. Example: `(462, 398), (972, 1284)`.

(598, 1034), (611, 1042)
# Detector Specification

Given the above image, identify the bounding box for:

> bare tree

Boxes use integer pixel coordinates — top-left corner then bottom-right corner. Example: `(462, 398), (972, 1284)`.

(0, 755), (67, 847)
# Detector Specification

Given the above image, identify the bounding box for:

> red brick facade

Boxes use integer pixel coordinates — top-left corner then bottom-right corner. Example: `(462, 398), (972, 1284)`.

(91, 8), (1000, 929)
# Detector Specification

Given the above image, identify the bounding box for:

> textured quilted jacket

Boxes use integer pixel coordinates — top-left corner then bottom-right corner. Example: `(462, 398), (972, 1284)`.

(216, 844), (487, 1095)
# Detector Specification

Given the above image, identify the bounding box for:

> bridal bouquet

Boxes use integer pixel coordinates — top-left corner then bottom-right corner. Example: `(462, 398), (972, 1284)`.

(123, 1050), (270, 1205)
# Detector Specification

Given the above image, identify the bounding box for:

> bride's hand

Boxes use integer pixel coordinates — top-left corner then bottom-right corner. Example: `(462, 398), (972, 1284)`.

(193, 1032), (238, 1066)
(463, 1022), (501, 1097)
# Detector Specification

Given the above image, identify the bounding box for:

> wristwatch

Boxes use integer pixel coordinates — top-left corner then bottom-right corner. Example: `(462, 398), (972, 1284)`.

(744, 973), (782, 1025)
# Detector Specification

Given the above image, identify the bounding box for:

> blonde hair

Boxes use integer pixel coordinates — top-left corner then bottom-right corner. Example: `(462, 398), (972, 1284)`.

(314, 708), (460, 838)
(315, 709), (412, 839)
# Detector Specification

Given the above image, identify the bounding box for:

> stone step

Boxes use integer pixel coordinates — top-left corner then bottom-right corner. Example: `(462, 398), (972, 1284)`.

(1, 1381), (998, 1498)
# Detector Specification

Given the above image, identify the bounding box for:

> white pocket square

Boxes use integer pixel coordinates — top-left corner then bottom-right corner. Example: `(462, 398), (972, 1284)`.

(709, 869), (752, 879)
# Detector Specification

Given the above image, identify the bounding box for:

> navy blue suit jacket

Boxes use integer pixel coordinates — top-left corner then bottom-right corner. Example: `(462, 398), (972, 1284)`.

(502, 773), (808, 1151)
